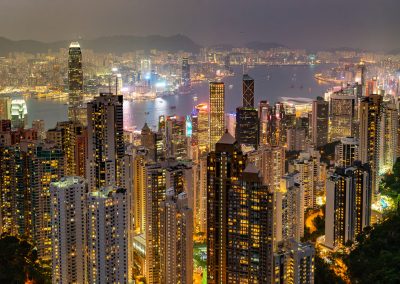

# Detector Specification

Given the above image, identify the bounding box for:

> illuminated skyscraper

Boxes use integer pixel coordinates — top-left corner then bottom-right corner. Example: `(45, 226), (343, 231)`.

(311, 97), (328, 147)
(379, 103), (398, 175)
(247, 145), (285, 193)
(325, 162), (371, 249)
(10, 99), (27, 129)
(273, 240), (315, 284)
(47, 121), (86, 176)
(50, 177), (88, 284)
(145, 159), (194, 284)
(68, 42), (84, 122)
(328, 87), (357, 141)
(87, 186), (132, 283)
(31, 142), (65, 260)
(359, 94), (382, 195)
(209, 82), (225, 151)
(32, 120), (45, 140)
(286, 127), (306, 151)
(165, 115), (187, 160)
(207, 133), (274, 283)
(235, 107), (259, 149)
(86, 93), (124, 191)
(242, 74), (254, 108)
(181, 57), (191, 91)
(195, 103), (209, 154)
(258, 100), (270, 145)
(289, 148), (322, 211)
(225, 112), (236, 137)
(0, 97), (11, 120)
(335, 137), (359, 168)
(159, 189), (193, 284)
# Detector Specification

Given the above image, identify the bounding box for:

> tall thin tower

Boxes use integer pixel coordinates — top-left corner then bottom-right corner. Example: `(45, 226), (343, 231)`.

(68, 42), (84, 123)
(209, 82), (225, 151)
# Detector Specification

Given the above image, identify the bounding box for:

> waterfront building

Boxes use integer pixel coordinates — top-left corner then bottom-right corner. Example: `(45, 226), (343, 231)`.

(10, 99), (27, 129)
(68, 42), (84, 123)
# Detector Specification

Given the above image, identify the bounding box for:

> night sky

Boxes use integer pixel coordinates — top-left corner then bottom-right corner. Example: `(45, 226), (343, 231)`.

(1, 0), (399, 50)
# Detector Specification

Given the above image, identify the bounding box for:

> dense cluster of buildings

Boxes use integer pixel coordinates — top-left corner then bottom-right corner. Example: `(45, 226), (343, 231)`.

(0, 41), (399, 284)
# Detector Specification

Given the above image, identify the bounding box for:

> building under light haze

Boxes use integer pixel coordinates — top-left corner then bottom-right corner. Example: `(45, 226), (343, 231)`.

(68, 42), (84, 123)
(335, 137), (359, 168)
(10, 99), (27, 129)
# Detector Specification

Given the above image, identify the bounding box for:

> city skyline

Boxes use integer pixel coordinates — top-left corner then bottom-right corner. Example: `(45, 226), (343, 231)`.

(0, 0), (399, 51)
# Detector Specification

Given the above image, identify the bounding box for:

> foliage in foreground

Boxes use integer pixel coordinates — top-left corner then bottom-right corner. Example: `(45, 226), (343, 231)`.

(346, 211), (400, 284)
(0, 234), (51, 284)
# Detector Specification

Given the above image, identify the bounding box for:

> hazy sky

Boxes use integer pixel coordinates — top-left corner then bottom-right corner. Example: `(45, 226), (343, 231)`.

(1, 0), (399, 49)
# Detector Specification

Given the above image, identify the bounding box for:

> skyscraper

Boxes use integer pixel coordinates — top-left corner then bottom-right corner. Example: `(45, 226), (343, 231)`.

(145, 159), (194, 284)
(325, 162), (371, 249)
(209, 82), (225, 151)
(242, 74), (254, 108)
(86, 93), (124, 191)
(258, 100), (270, 145)
(181, 57), (191, 91)
(207, 133), (274, 283)
(207, 132), (245, 283)
(50, 177), (88, 284)
(311, 97), (329, 147)
(87, 186), (132, 283)
(335, 137), (359, 168)
(68, 42), (84, 122)
(273, 240), (315, 284)
(0, 97), (11, 120)
(379, 102), (398, 174)
(10, 99), (27, 129)
(235, 107), (259, 148)
(159, 189), (193, 284)
(194, 103), (209, 154)
(359, 94), (382, 195)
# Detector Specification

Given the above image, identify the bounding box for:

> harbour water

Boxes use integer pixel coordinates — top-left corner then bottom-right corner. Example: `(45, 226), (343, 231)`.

(15, 64), (333, 130)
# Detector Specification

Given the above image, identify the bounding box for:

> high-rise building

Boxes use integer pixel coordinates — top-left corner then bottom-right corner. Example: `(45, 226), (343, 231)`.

(311, 97), (329, 147)
(273, 240), (315, 284)
(181, 57), (191, 91)
(209, 82), (225, 151)
(30, 142), (65, 260)
(145, 159), (194, 284)
(32, 120), (45, 140)
(258, 101), (270, 145)
(276, 173), (304, 244)
(359, 94), (382, 195)
(87, 186), (132, 283)
(242, 74), (254, 108)
(10, 99), (27, 129)
(247, 145), (285, 193)
(207, 133), (274, 283)
(50, 177), (88, 284)
(289, 148), (322, 211)
(133, 148), (148, 234)
(335, 137), (359, 168)
(207, 132), (245, 283)
(379, 103), (398, 175)
(68, 42), (84, 122)
(86, 93), (124, 191)
(328, 87), (357, 141)
(287, 127), (306, 151)
(194, 103), (209, 154)
(47, 121), (86, 176)
(0, 97), (11, 120)
(165, 115), (187, 160)
(159, 189), (193, 284)
(225, 112), (236, 138)
(235, 107), (259, 148)
(325, 162), (371, 249)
